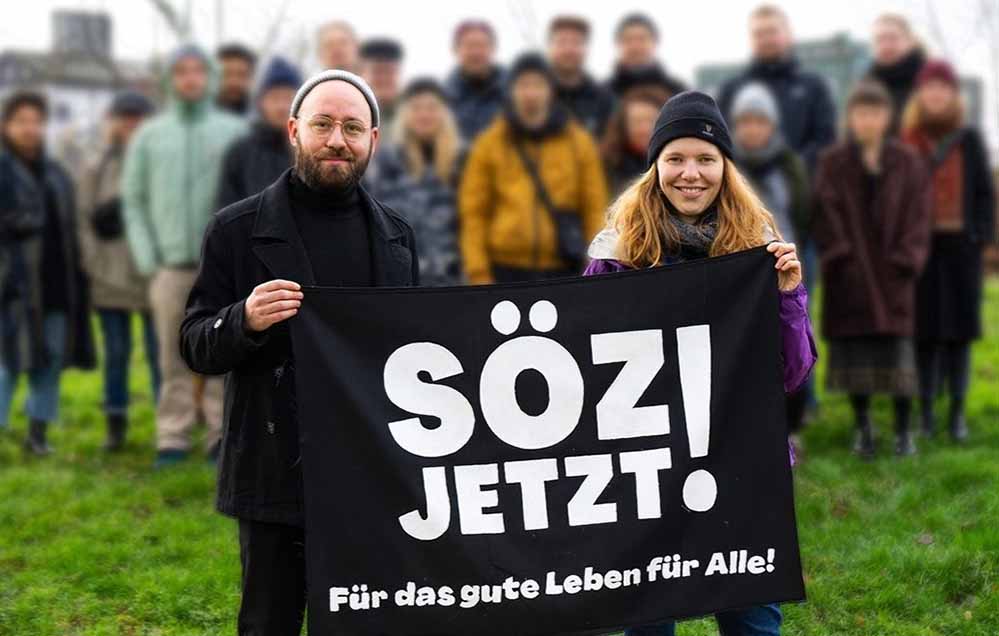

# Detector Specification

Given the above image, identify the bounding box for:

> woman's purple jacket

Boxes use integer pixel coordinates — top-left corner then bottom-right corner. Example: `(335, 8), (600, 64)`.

(583, 258), (818, 463)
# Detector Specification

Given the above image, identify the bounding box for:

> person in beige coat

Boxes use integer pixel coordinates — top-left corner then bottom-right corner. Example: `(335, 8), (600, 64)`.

(76, 92), (160, 451)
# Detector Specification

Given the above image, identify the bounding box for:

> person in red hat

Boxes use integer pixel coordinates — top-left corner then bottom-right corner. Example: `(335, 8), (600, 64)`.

(901, 59), (996, 442)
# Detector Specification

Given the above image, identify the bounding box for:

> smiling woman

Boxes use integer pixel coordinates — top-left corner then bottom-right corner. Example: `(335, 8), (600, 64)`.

(583, 90), (816, 636)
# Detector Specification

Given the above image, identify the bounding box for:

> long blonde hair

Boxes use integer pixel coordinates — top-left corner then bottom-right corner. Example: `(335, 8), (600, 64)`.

(391, 93), (461, 184)
(608, 157), (780, 268)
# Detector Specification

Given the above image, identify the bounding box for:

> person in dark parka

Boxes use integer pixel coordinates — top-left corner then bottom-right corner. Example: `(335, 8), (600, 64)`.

(716, 4), (836, 172)
(180, 71), (418, 634)
(0, 91), (95, 454)
(813, 80), (932, 458)
(546, 15), (615, 139)
(866, 13), (926, 137)
(444, 20), (506, 142)
(216, 56), (302, 209)
(901, 60), (996, 441)
(605, 13), (687, 101)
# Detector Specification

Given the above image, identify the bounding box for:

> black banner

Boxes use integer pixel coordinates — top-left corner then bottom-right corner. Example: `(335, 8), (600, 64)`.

(291, 246), (805, 636)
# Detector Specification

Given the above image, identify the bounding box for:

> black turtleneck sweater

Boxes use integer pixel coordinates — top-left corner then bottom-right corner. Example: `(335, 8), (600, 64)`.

(289, 173), (373, 287)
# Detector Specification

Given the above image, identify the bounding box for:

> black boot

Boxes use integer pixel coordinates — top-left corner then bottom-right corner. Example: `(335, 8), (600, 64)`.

(853, 418), (875, 459)
(104, 413), (127, 452)
(949, 403), (969, 443)
(23, 418), (52, 456)
(919, 401), (935, 438)
(895, 399), (916, 457)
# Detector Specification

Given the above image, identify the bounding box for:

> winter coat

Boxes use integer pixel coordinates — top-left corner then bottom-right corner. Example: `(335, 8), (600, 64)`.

(0, 148), (95, 372)
(369, 145), (463, 286)
(813, 140), (932, 339)
(458, 113), (608, 284)
(75, 144), (150, 311)
(179, 169), (419, 525)
(121, 51), (247, 276)
(444, 66), (506, 142)
(216, 121), (293, 210)
(556, 74), (616, 139)
(717, 56), (837, 171)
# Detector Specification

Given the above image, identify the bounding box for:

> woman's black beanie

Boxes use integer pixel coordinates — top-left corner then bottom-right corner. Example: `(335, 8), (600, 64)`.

(646, 90), (733, 167)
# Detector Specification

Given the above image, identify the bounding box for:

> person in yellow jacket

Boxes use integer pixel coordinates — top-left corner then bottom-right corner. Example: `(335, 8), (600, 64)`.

(459, 52), (608, 284)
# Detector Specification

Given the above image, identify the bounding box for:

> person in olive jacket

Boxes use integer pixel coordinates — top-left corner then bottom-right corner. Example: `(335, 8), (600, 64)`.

(179, 71), (418, 634)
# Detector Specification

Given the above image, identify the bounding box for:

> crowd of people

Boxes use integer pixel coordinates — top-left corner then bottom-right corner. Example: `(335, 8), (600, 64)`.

(1, 4), (995, 635)
(0, 6), (992, 462)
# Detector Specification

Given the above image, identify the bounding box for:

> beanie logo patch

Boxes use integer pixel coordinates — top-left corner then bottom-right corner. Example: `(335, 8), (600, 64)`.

(703, 123), (714, 136)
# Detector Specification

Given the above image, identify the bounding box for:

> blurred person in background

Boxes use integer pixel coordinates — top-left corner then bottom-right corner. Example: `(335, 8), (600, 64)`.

(316, 20), (361, 73)
(0, 91), (95, 455)
(459, 52), (607, 284)
(606, 13), (686, 102)
(122, 44), (246, 467)
(600, 87), (667, 195)
(217, 56), (302, 209)
(867, 13), (926, 136)
(369, 78), (464, 286)
(360, 38), (404, 131)
(717, 4), (836, 172)
(216, 43), (258, 116)
(813, 80), (931, 458)
(731, 81), (812, 452)
(717, 3), (834, 420)
(445, 19), (506, 142)
(546, 15), (614, 139)
(901, 60), (996, 442)
(76, 91), (159, 452)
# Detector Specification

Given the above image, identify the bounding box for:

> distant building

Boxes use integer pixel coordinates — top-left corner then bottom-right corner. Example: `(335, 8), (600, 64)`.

(695, 32), (983, 130)
(0, 10), (152, 168)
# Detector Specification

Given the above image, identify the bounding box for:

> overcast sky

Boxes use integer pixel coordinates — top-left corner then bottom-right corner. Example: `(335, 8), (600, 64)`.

(3, 0), (997, 151)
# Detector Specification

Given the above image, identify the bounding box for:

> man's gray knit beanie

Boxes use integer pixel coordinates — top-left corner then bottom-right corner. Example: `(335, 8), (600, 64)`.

(289, 69), (380, 127)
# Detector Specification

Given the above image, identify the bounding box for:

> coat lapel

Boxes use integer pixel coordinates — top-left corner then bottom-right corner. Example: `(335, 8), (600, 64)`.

(250, 170), (316, 286)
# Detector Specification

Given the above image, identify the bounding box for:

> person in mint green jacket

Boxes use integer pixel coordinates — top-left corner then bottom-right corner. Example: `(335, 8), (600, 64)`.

(122, 44), (246, 466)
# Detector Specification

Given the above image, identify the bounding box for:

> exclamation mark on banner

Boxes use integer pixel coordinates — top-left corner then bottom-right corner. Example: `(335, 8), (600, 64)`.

(676, 325), (717, 512)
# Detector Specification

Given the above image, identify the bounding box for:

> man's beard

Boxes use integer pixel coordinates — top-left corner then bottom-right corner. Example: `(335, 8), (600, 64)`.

(294, 138), (370, 193)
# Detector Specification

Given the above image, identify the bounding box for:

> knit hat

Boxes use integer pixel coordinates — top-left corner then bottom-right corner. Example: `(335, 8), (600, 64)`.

(360, 38), (404, 62)
(730, 81), (779, 125)
(290, 69), (379, 127)
(506, 52), (555, 90)
(647, 90), (733, 166)
(257, 56), (303, 95)
(109, 90), (154, 117)
(916, 59), (959, 89)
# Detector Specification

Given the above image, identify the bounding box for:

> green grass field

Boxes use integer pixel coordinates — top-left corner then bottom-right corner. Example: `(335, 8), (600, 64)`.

(1, 280), (997, 636)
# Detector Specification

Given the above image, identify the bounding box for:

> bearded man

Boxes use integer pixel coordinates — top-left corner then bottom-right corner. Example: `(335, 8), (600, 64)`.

(179, 70), (418, 635)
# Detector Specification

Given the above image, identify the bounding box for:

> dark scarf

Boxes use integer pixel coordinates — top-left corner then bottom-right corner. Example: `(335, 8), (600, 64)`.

(870, 49), (926, 92)
(748, 54), (798, 80)
(665, 201), (719, 263)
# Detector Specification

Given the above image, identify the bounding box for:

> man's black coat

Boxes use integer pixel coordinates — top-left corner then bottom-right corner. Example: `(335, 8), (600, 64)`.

(180, 169), (419, 526)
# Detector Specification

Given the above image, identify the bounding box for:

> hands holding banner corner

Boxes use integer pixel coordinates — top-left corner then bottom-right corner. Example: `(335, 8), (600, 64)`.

(243, 279), (303, 332)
